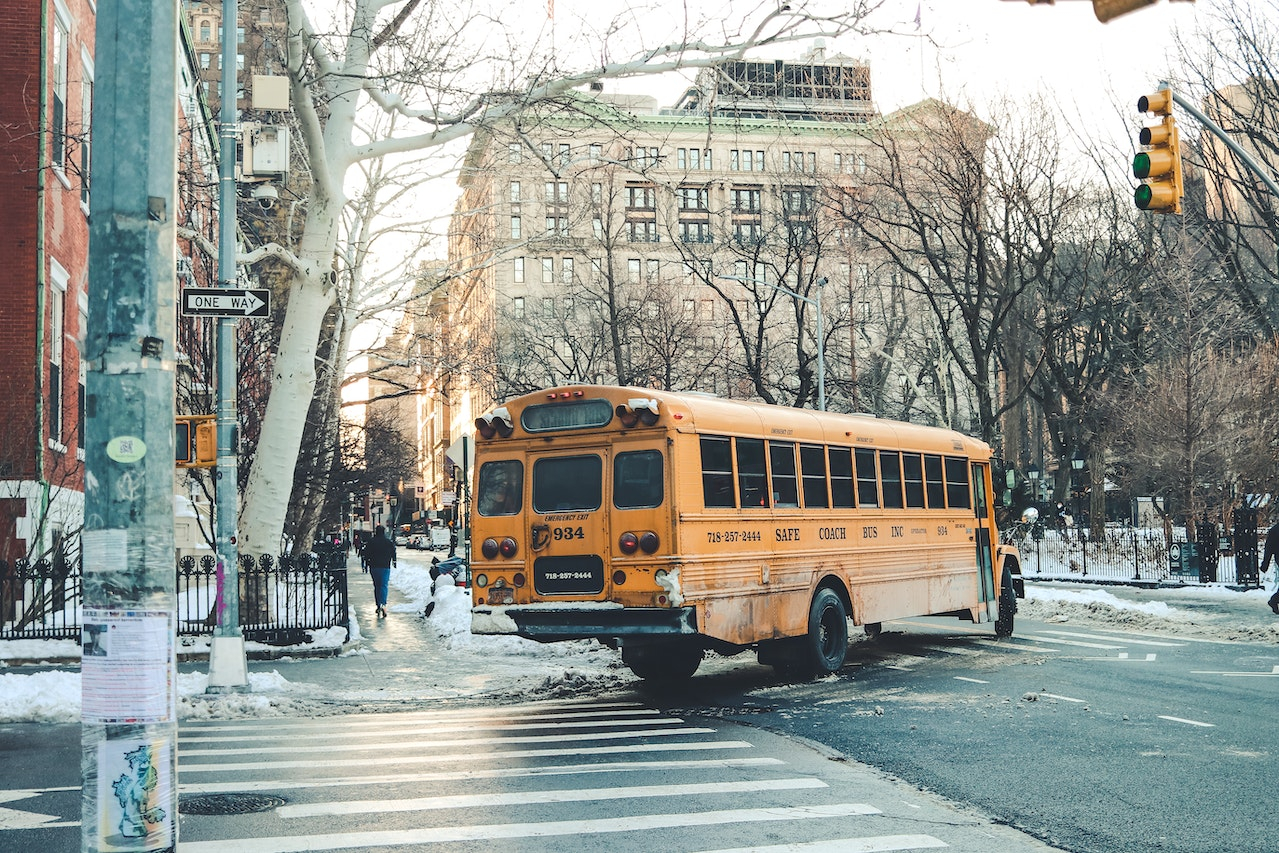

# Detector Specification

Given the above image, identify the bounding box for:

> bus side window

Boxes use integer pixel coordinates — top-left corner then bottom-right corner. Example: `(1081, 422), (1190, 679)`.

(770, 442), (798, 508)
(477, 460), (524, 516)
(945, 456), (971, 509)
(800, 444), (829, 508)
(855, 448), (879, 508)
(880, 450), (904, 509)
(614, 450), (664, 509)
(829, 447), (855, 508)
(924, 454), (945, 508)
(736, 438), (769, 508)
(700, 436), (735, 508)
(903, 453), (925, 508)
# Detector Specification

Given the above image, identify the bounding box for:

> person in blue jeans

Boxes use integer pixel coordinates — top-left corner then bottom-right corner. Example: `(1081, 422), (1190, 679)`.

(362, 524), (397, 618)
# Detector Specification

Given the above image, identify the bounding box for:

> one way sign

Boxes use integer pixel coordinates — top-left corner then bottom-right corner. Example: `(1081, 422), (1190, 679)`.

(181, 287), (271, 318)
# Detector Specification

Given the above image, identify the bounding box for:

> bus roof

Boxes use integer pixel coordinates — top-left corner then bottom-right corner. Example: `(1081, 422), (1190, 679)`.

(495, 385), (991, 459)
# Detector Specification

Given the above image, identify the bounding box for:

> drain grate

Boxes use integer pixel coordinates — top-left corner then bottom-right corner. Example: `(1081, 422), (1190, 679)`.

(178, 793), (287, 815)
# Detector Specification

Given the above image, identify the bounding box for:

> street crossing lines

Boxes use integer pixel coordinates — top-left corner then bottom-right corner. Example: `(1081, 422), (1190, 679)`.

(693, 835), (949, 852)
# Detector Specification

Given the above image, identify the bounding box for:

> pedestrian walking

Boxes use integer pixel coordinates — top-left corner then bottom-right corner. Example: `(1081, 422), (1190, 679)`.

(362, 524), (397, 618)
(1261, 522), (1279, 614)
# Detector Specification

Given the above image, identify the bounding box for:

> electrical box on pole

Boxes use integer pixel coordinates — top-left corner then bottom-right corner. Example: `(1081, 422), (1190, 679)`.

(1133, 89), (1184, 215)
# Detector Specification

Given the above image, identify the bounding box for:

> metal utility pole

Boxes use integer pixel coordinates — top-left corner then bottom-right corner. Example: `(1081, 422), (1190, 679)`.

(81, 1), (179, 849)
(205, 0), (249, 692)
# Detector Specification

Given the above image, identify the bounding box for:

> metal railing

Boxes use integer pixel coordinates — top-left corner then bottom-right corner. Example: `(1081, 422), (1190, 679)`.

(1003, 525), (1262, 587)
(1, 549), (349, 644)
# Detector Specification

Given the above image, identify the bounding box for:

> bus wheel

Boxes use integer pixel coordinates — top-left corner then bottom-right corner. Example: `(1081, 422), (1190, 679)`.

(863, 622), (882, 640)
(806, 588), (850, 673)
(994, 570), (1017, 637)
(622, 639), (703, 682)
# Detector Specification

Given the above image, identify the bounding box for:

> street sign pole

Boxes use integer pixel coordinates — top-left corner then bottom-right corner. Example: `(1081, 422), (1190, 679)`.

(82, 1), (180, 849)
(206, 0), (249, 694)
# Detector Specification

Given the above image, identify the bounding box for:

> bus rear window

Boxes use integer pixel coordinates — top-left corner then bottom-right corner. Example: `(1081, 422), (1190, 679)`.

(800, 444), (829, 508)
(700, 436), (734, 508)
(880, 451), (904, 509)
(614, 450), (663, 509)
(903, 453), (925, 508)
(533, 455), (602, 512)
(521, 398), (613, 432)
(477, 461), (523, 516)
(829, 447), (854, 508)
(855, 448), (879, 508)
(770, 442), (798, 508)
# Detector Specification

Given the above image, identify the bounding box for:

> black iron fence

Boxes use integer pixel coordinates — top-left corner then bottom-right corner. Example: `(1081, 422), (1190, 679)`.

(1005, 522), (1264, 587)
(1, 549), (349, 644)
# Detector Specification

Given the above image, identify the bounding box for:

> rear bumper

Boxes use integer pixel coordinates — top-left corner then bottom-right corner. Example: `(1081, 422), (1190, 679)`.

(471, 604), (698, 642)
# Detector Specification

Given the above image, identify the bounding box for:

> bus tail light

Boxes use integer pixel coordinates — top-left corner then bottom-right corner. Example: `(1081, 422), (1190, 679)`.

(499, 537), (519, 558)
(612, 570), (627, 586)
(639, 532), (660, 553)
(475, 407), (514, 439)
(481, 538), (500, 559)
(512, 572), (526, 588)
(615, 397), (659, 428)
(619, 532), (639, 554)
(474, 573), (489, 588)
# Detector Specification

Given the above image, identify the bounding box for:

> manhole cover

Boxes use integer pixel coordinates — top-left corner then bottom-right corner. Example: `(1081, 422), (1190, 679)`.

(178, 793), (287, 815)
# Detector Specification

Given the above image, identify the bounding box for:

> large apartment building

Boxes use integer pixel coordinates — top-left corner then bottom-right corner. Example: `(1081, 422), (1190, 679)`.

(446, 48), (957, 439)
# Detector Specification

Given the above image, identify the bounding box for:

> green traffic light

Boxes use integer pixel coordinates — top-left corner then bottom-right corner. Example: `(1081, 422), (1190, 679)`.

(1134, 184), (1154, 209)
(1133, 152), (1152, 179)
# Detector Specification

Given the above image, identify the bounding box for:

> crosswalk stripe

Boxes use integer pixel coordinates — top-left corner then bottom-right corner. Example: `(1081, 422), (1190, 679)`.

(180, 739), (754, 773)
(277, 777), (828, 819)
(179, 714), (684, 744)
(693, 834), (949, 852)
(179, 725), (714, 757)
(176, 803), (882, 853)
(178, 756), (786, 795)
(1019, 633), (1123, 650)
(1037, 629), (1183, 647)
(180, 704), (659, 734)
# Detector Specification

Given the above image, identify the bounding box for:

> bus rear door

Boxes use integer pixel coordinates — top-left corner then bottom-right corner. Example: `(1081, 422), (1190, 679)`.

(528, 449), (611, 599)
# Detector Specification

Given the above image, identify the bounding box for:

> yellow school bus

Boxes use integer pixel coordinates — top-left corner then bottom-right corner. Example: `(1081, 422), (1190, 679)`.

(470, 385), (1023, 680)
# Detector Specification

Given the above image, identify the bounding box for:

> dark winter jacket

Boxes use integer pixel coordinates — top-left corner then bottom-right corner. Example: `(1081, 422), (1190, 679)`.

(363, 534), (397, 569)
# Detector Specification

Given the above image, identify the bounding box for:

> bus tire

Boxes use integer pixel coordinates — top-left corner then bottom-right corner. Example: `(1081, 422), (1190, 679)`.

(622, 639), (703, 682)
(806, 587), (850, 674)
(994, 570), (1017, 637)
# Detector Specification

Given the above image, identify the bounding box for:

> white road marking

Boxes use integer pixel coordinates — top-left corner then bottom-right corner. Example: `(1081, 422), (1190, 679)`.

(973, 639), (1061, 654)
(179, 714), (685, 743)
(1020, 633), (1124, 650)
(180, 705), (660, 735)
(1158, 715), (1215, 728)
(180, 739), (754, 773)
(178, 756), (786, 795)
(922, 645), (980, 657)
(953, 676), (989, 684)
(1038, 693), (1086, 704)
(179, 725), (713, 757)
(0, 805), (79, 831)
(1083, 653), (1158, 662)
(692, 834), (948, 852)
(277, 777), (827, 819)
(176, 803), (882, 853)
(1190, 665), (1279, 678)
(1038, 630), (1182, 648)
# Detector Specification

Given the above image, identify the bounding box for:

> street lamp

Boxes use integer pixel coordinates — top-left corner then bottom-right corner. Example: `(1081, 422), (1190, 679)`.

(1071, 455), (1086, 532)
(716, 274), (827, 411)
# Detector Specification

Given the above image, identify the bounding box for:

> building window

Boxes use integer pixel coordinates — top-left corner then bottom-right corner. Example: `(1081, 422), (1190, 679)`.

(731, 188), (761, 213)
(782, 186), (815, 215)
(677, 187), (708, 210)
(733, 222), (762, 245)
(646, 259), (660, 281)
(626, 185), (655, 210)
(592, 217), (604, 239)
(200, 52), (211, 69)
(545, 216), (568, 237)
(507, 143), (522, 164)
(48, 262), (68, 444)
(542, 296), (555, 318)
(627, 220), (658, 243)
(513, 257), (525, 283)
(541, 258), (554, 283)
(510, 216), (521, 239)
(545, 181), (569, 204)
(627, 259), (641, 281)
(52, 8), (69, 169)
(79, 54), (93, 208)
(199, 21), (211, 41)
(591, 182), (602, 204)
(562, 257), (573, 284)
(588, 143), (601, 162)
(513, 296), (525, 319)
(679, 221), (713, 244)
(510, 181), (521, 203)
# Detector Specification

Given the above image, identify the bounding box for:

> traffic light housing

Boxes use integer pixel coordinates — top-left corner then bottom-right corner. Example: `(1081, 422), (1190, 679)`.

(176, 415), (217, 468)
(1133, 89), (1184, 215)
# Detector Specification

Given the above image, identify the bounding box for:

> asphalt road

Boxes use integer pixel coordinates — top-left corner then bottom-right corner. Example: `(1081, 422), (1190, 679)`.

(626, 604), (1279, 853)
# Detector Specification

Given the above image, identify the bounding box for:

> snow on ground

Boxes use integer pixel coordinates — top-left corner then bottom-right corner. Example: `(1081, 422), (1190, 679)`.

(2, 552), (1277, 724)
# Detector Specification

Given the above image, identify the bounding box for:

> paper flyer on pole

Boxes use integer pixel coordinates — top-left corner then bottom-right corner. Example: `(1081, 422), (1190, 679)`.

(81, 609), (176, 724)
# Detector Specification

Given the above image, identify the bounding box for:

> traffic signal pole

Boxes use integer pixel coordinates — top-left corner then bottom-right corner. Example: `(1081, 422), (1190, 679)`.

(206, 0), (249, 692)
(1159, 84), (1279, 203)
(81, 1), (179, 849)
